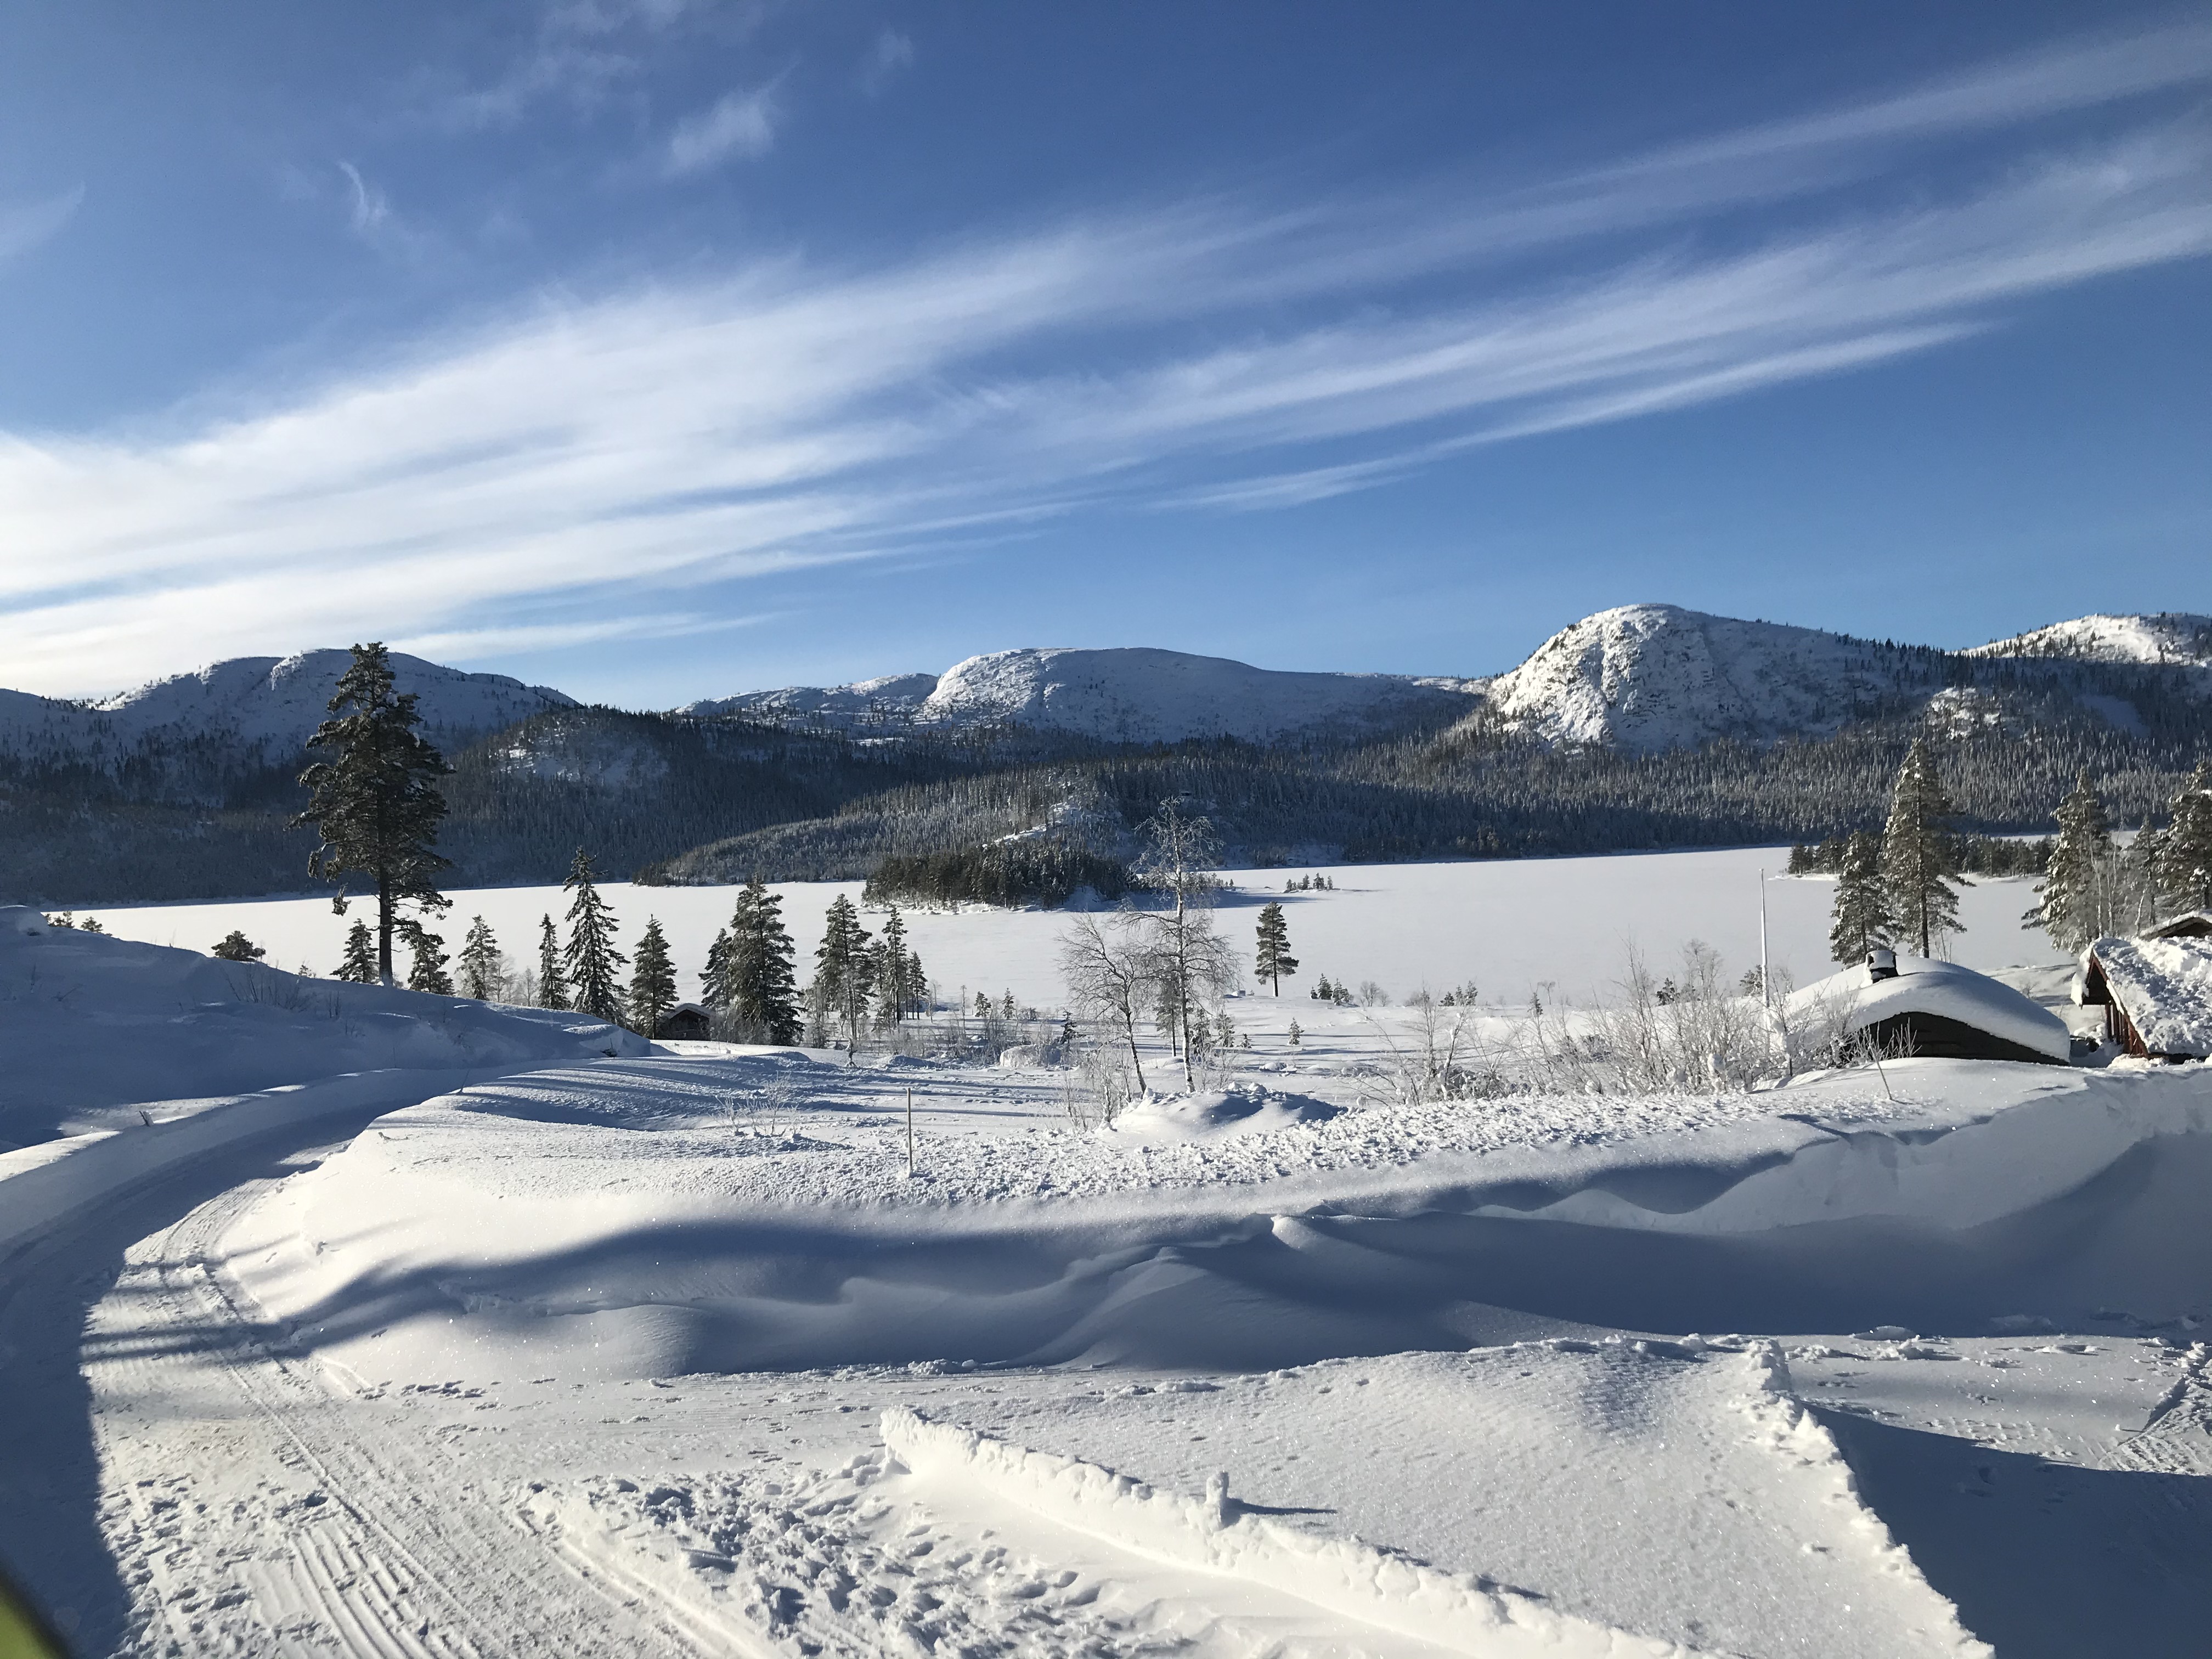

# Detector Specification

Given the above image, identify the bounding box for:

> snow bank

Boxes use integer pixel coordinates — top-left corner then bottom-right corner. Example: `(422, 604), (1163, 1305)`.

(881, 1406), (1695, 1657)
(0, 1068), (479, 1259)
(2086, 934), (2212, 1057)
(0, 906), (645, 1150)
(1101, 1086), (1340, 1142)
(227, 1049), (2212, 1384)
(1786, 953), (2072, 1062)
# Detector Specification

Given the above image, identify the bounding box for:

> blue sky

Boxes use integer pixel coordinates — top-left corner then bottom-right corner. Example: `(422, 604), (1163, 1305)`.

(1, 2), (2207, 704)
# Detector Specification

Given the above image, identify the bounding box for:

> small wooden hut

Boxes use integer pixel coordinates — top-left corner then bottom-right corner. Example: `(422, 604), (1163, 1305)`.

(2079, 935), (2212, 1061)
(653, 1002), (714, 1041)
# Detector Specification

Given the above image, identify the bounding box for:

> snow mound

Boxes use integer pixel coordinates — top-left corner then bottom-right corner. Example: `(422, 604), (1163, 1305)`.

(1479, 603), (1940, 753)
(0, 906), (643, 1150)
(883, 1404), (1706, 1657)
(1103, 1086), (1341, 1142)
(685, 647), (1477, 742)
(1786, 953), (2073, 1063)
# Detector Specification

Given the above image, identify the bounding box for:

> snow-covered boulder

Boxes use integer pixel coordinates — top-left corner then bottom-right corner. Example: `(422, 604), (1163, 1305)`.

(1102, 1086), (1341, 1142)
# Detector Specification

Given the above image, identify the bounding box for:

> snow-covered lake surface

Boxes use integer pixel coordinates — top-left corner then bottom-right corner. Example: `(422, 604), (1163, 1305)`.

(79, 847), (2064, 1012)
(4, 856), (2208, 1659)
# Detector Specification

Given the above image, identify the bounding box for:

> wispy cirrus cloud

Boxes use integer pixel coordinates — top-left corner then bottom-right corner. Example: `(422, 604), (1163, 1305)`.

(0, 187), (86, 270)
(3, 25), (2209, 698)
(664, 82), (780, 173)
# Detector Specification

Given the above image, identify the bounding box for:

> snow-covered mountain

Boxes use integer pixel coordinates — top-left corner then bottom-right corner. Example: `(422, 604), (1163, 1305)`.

(1475, 604), (1949, 753)
(684, 647), (1485, 743)
(0, 650), (573, 765)
(1967, 612), (2212, 669)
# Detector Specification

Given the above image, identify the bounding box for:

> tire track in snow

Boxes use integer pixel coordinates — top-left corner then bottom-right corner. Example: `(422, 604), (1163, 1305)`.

(2, 1106), (702, 1658)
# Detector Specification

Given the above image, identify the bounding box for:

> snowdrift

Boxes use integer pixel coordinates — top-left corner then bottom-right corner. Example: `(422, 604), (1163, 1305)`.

(226, 1052), (2212, 1384)
(0, 906), (645, 1151)
(881, 1404), (1703, 1656)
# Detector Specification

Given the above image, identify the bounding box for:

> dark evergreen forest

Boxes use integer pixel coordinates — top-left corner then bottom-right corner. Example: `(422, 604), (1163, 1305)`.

(3, 650), (2205, 906)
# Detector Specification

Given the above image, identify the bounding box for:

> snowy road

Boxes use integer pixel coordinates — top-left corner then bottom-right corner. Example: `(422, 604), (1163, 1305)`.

(0, 1104), (706, 1658)
(8, 1060), (2212, 1657)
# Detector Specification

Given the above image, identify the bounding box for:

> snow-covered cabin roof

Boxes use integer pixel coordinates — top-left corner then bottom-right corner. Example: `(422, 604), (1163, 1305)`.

(2082, 935), (2212, 1058)
(2143, 912), (2212, 941)
(1785, 955), (2073, 1063)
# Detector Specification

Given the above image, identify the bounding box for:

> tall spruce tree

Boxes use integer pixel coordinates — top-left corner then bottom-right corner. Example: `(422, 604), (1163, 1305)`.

(1254, 902), (1298, 994)
(536, 913), (570, 1010)
(1881, 737), (1964, 956)
(292, 642), (453, 985)
(456, 916), (501, 1001)
(723, 878), (802, 1043)
(1829, 830), (1894, 963)
(2155, 758), (2212, 915)
(701, 926), (733, 1011)
(562, 849), (628, 1023)
(398, 919), (453, 994)
(876, 906), (918, 1022)
(335, 919), (378, 984)
(812, 893), (874, 1047)
(628, 918), (678, 1038)
(2024, 770), (2112, 952)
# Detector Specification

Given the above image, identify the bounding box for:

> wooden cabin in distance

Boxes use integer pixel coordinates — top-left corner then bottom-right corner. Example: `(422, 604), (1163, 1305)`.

(2079, 932), (2212, 1062)
(652, 1001), (714, 1041)
(1786, 951), (2073, 1065)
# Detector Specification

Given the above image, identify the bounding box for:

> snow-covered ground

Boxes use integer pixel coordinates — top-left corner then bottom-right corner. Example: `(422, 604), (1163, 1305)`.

(4, 857), (2209, 1657)
(78, 847), (2064, 1016)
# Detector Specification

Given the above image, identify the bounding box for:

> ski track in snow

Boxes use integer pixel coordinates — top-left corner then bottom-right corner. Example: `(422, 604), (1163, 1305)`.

(6, 923), (2212, 1653)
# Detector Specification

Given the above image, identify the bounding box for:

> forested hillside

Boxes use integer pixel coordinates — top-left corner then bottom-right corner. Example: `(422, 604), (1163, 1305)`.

(4, 611), (2206, 906)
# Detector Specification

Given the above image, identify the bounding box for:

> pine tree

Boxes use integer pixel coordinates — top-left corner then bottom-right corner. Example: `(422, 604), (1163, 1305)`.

(398, 919), (453, 994)
(1881, 737), (1964, 956)
(701, 927), (733, 1011)
(456, 916), (501, 1001)
(536, 914), (569, 1011)
(211, 930), (266, 962)
(2024, 770), (2111, 952)
(291, 642), (453, 985)
(1287, 1018), (1302, 1047)
(812, 894), (874, 1047)
(1254, 902), (1297, 994)
(2155, 758), (2212, 915)
(628, 917), (677, 1038)
(1828, 830), (1894, 963)
(723, 878), (802, 1043)
(562, 849), (627, 1023)
(335, 919), (378, 983)
(876, 906), (915, 1022)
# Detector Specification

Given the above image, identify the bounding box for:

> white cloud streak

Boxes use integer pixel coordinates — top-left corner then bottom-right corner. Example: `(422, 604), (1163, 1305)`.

(4, 28), (2210, 697)
(0, 187), (86, 269)
(664, 83), (779, 173)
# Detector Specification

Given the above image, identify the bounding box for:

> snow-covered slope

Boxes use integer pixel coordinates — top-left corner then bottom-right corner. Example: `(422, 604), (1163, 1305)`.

(686, 647), (1481, 743)
(0, 906), (644, 1151)
(92, 649), (574, 755)
(681, 670), (941, 726)
(1968, 612), (2212, 669)
(1478, 603), (1941, 753)
(0, 650), (573, 767)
